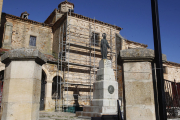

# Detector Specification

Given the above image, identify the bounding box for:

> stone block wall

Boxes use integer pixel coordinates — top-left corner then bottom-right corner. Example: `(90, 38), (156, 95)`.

(2, 17), (53, 55)
(163, 62), (180, 82)
(51, 15), (150, 107)
(51, 15), (121, 107)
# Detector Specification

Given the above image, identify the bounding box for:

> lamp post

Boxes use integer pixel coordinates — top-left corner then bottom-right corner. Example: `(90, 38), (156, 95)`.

(151, 0), (167, 119)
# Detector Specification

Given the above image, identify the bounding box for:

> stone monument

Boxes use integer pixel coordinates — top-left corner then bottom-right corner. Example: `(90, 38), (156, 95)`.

(76, 34), (118, 117)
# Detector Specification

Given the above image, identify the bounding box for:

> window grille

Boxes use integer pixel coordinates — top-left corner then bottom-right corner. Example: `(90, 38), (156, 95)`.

(29, 36), (36, 46)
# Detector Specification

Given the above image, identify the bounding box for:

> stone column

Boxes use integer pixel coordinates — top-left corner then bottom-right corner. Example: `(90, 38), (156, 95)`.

(1, 48), (47, 120)
(3, 22), (13, 49)
(119, 48), (166, 120)
(44, 78), (53, 111)
(0, 0), (3, 26)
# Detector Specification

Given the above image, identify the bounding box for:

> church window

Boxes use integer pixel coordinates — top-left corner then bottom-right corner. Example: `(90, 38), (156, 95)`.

(29, 36), (36, 46)
(91, 32), (99, 46)
(163, 66), (168, 74)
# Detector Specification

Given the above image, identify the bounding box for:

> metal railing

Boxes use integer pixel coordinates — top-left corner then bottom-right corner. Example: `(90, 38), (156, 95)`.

(164, 79), (180, 118)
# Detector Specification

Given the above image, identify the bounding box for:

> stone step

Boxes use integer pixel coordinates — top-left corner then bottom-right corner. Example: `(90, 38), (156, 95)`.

(39, 111), (79, 120)
(77, 111), (101, 117)
(91, 99), (117, 106)
(76, 111), (117, 118)
(83, 106), (117, 113)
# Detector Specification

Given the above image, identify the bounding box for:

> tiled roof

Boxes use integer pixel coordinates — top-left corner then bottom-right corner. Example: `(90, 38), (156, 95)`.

(116, 34), (148, 47)
(44, 54), (57, 62)
(69, 12), (122, 31)
(2, 13), (51, 28)
(44, 9), (56, 24)
(0, 48), (10, 55)
(164, 61), (180, 67)
(53, 12), (122, 31)
(125, 39), (148, 48)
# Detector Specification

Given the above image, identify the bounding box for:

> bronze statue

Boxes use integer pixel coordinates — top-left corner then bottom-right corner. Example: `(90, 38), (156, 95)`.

(101, 33), (111, 59)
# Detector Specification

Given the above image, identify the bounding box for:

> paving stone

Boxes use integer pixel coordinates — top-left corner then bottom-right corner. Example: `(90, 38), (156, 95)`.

(39, 111), (90, 120)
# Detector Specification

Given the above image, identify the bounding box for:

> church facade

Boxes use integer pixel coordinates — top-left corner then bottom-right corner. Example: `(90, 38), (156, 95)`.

(0, 0), (179, 112)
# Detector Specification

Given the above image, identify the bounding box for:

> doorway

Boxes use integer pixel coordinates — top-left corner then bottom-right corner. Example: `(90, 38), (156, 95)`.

(40, 70), (47, 111)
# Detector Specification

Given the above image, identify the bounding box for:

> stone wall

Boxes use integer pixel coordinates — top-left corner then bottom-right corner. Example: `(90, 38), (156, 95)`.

(63, 16), (149, 105)
(116, 34), (147, 99)
(2, 17), (53, 55)
(51, 15), (121, 107)
(119, 48), (162, 120)
(163, 62), (180, 82)
(67, 15), (118, 70)
(0, 0), (3, 25)
(52, 19), (66, 57)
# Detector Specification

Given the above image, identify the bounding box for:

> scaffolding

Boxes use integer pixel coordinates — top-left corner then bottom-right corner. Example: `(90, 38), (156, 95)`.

(55, 11), (118, 112)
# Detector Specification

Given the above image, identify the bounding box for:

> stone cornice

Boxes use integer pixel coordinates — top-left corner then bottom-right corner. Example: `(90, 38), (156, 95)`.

(118, 48), (167, 63)
(1, 48), (47, 65)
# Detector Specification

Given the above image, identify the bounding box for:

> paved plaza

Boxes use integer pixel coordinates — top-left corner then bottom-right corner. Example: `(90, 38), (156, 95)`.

(39, 111), (90, 120)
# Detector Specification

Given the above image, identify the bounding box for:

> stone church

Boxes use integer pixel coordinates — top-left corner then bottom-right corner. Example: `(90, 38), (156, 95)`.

(0, 0), (179, 113)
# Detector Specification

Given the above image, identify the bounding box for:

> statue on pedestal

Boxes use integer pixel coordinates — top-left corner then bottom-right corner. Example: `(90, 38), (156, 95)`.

(101, 33), (111, 59)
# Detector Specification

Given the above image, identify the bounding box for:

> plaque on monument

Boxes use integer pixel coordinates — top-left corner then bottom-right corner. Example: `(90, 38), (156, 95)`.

(108, 85), (114, 94)
(104, 60), (111, 68)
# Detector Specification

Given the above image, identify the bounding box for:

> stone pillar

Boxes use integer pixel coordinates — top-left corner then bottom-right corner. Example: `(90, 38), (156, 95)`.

(3, 22), (13, 49)
(44, 78), (53, 111)
(1, 48), (47, 120)
(0, 0), (3, 26)
(119, 48), (166, 120)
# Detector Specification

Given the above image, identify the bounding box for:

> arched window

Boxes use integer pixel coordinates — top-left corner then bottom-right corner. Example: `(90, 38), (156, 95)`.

(52, 76), (63, 99)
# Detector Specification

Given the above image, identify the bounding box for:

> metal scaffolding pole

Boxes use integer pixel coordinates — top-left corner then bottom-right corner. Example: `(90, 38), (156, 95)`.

(63, 13), (68, 111)
(89, 23), (92, 102)
(93, 18), (96, 102)
(62, 22), (65, 111)
(67, 12), (69, 111)
(114, 25), (118, 82)
(58, 26), (62, 111)
(55, 26), (61, 111)
(60, 23), (64, 112)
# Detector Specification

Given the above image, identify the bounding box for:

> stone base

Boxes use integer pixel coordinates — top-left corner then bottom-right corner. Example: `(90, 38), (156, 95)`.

(76, 111), (117, 118)
(76, 59), (118, 118)
(91, 99), (117, 107)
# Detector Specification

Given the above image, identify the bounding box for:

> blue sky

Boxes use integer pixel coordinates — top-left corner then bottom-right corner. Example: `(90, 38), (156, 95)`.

(2, 0), (180, 63)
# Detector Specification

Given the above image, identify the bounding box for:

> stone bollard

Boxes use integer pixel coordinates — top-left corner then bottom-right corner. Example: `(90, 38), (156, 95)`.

(119, 48), (166, 120)
(1, 48), (47, 120)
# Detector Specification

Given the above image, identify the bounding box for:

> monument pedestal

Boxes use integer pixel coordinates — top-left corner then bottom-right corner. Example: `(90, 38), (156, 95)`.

(76, 59), (118, 117)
